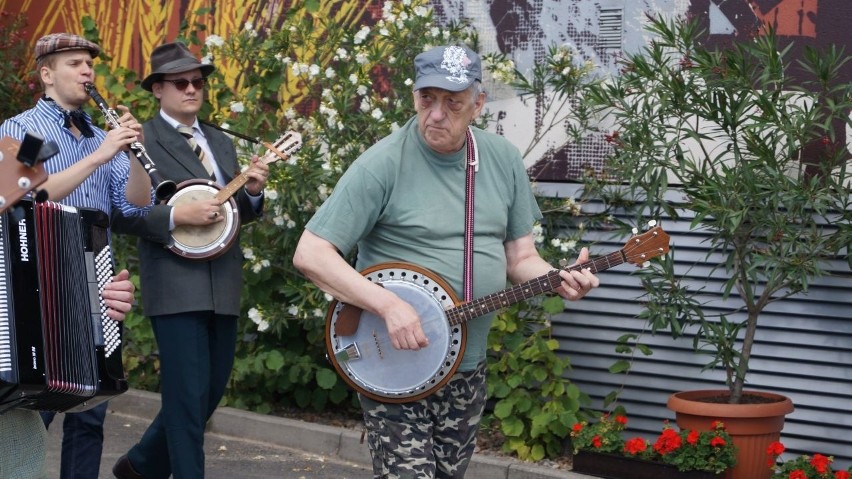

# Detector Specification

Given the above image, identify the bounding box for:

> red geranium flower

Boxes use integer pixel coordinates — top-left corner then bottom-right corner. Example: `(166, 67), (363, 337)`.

(624, 437), (647, 455)
(835, 471), (850, 479)
(811, 453), (830, 474)
(767, 441), (786, 456)
(686, 430), (699, 445)
(592, 435), (602, 448)
(653, 428), (682, 455)
(789, 470), (808, 479)
(709, 436), (726, 448)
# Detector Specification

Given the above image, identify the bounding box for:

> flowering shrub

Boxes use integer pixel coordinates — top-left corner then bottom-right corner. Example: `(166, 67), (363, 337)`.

(571, 415), (737, 474)
(767, 442), (851, 479)
(0, 11), (35, 120)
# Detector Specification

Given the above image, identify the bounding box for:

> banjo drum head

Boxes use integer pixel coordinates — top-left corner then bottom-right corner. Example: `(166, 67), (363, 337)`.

(167, 182), (239, 259)
(328, 264), (465, 402)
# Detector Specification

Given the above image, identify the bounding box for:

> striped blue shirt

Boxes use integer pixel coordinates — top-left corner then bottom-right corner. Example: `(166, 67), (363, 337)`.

(0, 98), (153, 216)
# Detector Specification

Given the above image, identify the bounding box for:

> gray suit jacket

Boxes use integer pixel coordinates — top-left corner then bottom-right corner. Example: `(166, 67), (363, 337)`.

(111, 115), (263, 317)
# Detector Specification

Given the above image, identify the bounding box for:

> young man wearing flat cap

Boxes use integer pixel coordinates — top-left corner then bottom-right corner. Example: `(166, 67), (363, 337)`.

(294, 45), (599, 478)
(0, 32), (152, 479)
(109, 41), (269, 479)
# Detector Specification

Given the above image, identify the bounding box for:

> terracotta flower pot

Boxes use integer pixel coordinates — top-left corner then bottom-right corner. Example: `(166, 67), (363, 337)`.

(667, 390), (794, 479)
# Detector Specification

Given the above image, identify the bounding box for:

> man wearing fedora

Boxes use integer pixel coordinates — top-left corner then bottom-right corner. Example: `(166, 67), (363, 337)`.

(110, 41), (269, 479)
(0, 32), (153, 479)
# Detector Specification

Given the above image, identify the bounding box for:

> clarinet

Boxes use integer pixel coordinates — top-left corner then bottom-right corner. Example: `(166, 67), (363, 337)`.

(84, 83), (177, 201)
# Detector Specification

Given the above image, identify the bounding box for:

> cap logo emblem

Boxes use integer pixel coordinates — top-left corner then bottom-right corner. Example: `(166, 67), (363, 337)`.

(441, 46), (472, 85)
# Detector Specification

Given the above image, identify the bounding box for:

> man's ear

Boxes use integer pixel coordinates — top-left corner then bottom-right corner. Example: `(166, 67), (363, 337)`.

(39, 66), (53, 87)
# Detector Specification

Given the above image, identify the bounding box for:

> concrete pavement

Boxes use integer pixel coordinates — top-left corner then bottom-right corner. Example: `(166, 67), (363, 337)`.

(45, 389), (595, 478)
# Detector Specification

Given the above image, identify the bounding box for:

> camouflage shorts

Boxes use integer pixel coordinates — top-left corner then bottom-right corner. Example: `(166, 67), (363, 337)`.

(359, 362), (487, 479)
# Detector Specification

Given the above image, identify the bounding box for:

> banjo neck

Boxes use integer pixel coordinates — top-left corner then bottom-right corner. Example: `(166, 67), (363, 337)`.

(445, 250), (624, 326)
(446, 225), (670, 326)
(211, 133), (303, 205)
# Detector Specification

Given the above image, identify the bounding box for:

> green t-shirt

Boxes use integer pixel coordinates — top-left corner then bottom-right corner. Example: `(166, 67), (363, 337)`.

(307, 116), (542, 370)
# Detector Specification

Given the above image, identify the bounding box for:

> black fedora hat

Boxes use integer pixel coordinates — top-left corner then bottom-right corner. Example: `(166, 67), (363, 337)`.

(141, 41), (215, 91)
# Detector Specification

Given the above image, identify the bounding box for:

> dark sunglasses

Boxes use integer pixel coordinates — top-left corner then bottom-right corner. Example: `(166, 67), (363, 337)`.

(161, 77), (206, 91)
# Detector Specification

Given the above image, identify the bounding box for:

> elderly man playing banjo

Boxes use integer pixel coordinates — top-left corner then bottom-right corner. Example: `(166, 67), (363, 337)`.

(294, 45), (599, 478)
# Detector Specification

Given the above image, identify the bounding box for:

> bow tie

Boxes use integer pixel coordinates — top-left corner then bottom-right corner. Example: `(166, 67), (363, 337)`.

(43, 95), (95, 138)
(65, 109), (95, 138)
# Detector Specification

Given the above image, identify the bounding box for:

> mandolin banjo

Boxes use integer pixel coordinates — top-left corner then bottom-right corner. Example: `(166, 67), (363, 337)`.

(166, 131), (302, 260)
(325, 224), (671, 403)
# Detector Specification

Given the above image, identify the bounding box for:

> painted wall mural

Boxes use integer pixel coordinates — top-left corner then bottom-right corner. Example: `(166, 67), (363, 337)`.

(4, 0), (850, 180)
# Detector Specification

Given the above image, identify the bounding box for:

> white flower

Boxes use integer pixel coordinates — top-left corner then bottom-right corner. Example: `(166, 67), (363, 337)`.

(355, 53), (368, 65)
(248, 307), (262, 324)
(243, 247), (255, 260)
(284, 108), (297, 120)
(265, 189), (278, 200)
(335, 48), (349, 59)
(229, 102), (245, 113)
(317, 184), (329, 200)
(257, 320), (269, 332)
(349, 74), (358, 85)
(205, 35), (224, 48)
(288, 305), (299, 316)
(357, 85), (368, 96)
(313, 308), (324, 318)
(532, 224), (544, 244)
(324, 67), (336, 79)
(404, 78), (413, 86)
(273, 215), (285, 226)
(371, 108), (383, 120)
(244, 21), (254, 31)
(354, 26), (370, 44)
(324, 293), (333, 302)
(550, 238), (561, 247)
(379, 28), (389, 36)
(201, 54), (213, 65)
(308, 64), (321, 77)
(414, 6), (428, 17)
(251, 262), (263, 273)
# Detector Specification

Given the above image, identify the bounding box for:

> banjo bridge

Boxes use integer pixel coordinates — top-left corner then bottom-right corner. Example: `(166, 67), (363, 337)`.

(333, 342), (361, 363)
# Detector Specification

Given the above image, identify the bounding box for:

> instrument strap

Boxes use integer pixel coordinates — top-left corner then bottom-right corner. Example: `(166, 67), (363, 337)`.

(463, 127), (479, 302)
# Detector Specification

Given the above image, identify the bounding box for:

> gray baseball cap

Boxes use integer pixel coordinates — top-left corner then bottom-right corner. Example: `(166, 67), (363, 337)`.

(413, 45), (481, 92)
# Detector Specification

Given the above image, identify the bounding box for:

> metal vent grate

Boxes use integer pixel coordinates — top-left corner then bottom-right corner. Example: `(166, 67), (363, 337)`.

(598, 8), (624, 50)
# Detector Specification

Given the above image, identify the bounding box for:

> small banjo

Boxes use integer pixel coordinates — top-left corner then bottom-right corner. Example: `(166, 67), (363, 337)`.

(325, 225), (670, 403)
(166, 131), (302, 260)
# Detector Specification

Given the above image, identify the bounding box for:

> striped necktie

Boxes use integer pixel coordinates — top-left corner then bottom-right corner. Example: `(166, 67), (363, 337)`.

(177, 124), (216, 180)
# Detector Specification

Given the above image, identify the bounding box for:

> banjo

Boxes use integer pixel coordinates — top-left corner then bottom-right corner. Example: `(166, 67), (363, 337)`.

(325, 224), (671, 403)
(166, 131), (302, 260)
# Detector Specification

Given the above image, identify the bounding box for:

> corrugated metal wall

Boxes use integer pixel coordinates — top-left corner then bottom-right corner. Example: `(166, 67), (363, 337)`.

(538, 182), (852, 468)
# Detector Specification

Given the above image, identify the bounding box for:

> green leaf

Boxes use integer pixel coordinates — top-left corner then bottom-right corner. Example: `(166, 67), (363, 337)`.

(315, 368), (337, 389)
(608, 360), (631, 374)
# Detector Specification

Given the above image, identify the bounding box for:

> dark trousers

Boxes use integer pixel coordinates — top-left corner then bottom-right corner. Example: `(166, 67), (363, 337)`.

(127, 312), (237, 479)
(41, 401), (108, 479)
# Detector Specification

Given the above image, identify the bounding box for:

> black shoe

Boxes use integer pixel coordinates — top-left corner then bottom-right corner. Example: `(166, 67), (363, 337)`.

(113, 454), (145, 479)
